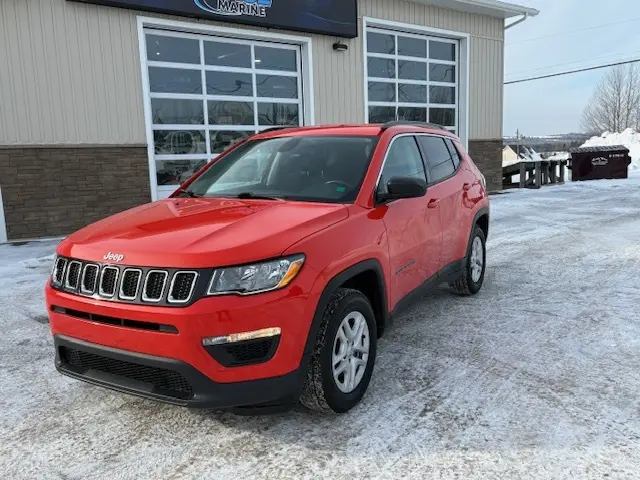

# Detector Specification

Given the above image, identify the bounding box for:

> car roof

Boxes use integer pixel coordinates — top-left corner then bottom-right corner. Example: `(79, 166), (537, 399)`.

(251, 124), (458, 140)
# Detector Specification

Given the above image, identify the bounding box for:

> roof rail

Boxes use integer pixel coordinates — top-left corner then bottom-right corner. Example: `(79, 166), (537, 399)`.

(254, 126), (291, 135)
(380, 121), (447, 131)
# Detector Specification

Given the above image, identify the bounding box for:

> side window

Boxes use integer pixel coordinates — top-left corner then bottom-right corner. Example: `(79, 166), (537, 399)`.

(445, 138), (461, 168)
(378, 136), (426, 193)
(418, 136), (456, 184)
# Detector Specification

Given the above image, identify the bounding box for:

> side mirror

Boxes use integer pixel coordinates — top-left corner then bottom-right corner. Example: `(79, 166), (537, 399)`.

(377, 176), (427, 203)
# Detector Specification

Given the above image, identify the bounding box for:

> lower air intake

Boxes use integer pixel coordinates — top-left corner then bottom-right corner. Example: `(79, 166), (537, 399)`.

(59, 347), (193, 400)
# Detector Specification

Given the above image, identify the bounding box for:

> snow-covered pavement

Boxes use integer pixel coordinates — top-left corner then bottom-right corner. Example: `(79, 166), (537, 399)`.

(2, 175), (640, 479)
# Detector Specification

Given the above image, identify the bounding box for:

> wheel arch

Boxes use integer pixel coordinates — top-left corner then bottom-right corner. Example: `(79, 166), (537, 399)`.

(303, 260), (389, 362)
(472, 207), (490, 242)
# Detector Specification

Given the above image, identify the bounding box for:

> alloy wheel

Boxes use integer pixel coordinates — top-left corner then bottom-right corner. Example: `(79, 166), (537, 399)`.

(332, 311), (370, 393)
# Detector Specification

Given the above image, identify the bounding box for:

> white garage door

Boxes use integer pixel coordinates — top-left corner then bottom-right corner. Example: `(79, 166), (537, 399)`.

(365, 26), (459, 135)
(142, 29), (304, 199)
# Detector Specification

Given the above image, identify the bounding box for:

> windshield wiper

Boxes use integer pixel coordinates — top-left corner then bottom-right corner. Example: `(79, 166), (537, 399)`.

(235, 192), (284, 201)
(176, 189), (202, 198)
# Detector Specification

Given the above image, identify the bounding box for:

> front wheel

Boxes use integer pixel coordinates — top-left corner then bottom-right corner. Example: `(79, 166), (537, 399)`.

(300, 288), (377, 413)
(451, 226), (486, 295)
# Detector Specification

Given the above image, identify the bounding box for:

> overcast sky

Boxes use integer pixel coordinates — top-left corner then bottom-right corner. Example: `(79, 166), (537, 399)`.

(503, 0), (640, 136)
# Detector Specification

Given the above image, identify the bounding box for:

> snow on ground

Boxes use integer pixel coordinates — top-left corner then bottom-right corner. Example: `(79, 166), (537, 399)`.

(581, 128), (640, 170)
(3, 175), (640, 479)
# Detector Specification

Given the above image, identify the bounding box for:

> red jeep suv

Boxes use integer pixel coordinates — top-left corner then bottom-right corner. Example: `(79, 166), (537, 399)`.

(46, 122), (489, 414)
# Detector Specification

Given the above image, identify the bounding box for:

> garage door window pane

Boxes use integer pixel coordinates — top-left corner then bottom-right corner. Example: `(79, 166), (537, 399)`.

(157, 159), (209, 186)
(152, 99), (204, 125)
(254, 47), (297, 72)
(146, 35), (200, 64)
(429, 86), (455, 105)
(430, 64), (455, 83)
(208, 101), (254, 125)
(398, 84), (427, 103)
(210, 130), (252, 154)
(256, 75), (298, 99)
(148, 67), (202, 94)
(368, 82), (395, 102)
(367, 32), (395, 54)
(368, 57), (396, 79)
(258, 103), (299, 125)
(429, 108), (455, 126)
(206, 72), (253, 97)
(204, 42), (251, 68)
(369, 106), (396, 123)
(398, 60), (427, 81)
(430, 41), (455, 61)
(398, 36), (426, 58)
(154, 130), (207, 155)
(398, 107), (426, 122)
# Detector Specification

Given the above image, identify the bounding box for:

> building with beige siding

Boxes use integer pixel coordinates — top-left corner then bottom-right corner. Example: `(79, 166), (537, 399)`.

(0, 0), (537, 241)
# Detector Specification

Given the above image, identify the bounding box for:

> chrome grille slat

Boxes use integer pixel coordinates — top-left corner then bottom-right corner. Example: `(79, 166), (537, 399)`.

(52, 257), (67, 286)
(168, 271), (198, 304)
(119, 269), (142, 301)
(64, 261), (82, 290)
(142, 270), (168, 303)
(80, 264), (99, 294)
(99, 266), (120, 298)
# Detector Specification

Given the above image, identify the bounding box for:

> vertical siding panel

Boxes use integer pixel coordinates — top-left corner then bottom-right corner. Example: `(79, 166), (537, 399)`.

(45, 0), (68, 142)
(0, 1), (14, 141)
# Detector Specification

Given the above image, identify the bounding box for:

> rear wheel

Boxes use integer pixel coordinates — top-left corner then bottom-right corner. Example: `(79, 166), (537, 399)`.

(300, 288), (377, 413)
(451, 226), (486, 295)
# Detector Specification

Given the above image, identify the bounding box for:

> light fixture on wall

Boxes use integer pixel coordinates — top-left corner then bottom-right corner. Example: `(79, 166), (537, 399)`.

(333, 42), (348, 52)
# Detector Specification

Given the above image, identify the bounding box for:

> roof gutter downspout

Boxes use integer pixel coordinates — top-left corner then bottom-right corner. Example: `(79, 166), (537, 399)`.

(505, 13), (529, 30)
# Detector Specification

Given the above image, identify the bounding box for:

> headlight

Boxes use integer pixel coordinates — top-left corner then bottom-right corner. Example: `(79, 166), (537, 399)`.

(207, 255), (305, 296)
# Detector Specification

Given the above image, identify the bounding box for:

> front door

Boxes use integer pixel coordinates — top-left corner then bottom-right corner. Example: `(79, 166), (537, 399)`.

(375, 135), (443, 307)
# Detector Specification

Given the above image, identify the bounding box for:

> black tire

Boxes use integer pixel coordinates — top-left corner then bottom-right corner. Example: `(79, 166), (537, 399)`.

(300, 288), (377, 413)
(451, 226), (486, 295)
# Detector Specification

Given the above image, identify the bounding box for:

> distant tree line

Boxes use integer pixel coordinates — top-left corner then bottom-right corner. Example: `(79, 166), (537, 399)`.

(582, 64), (640, 134)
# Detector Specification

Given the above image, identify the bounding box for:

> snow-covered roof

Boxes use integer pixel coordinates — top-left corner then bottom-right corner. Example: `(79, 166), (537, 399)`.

(410, 0), (539, 18)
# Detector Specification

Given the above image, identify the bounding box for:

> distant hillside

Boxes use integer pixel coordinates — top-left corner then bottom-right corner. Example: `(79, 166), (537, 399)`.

(503, 133), (591, 153)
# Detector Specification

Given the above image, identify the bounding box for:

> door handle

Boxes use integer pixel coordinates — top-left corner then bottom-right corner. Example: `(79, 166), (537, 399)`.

(463, 183), (471, 191)
(427, 198), (439, 209)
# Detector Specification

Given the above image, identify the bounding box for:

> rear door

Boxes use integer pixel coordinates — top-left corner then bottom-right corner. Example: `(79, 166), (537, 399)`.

(376, 135), (442, 307)
(417, 135), (465, 268)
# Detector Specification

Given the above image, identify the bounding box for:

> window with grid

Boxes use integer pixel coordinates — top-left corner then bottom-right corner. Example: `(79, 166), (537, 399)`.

(144, 31), (303, 187)
(365, 27), (458, 134)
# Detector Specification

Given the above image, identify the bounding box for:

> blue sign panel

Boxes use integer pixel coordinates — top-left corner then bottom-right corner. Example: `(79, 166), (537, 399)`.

(70, 0), (358, 38)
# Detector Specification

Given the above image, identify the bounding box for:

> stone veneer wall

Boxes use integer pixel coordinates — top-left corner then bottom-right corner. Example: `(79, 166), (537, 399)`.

(468, 139), (503, 193)
(0, 146), (151, 240)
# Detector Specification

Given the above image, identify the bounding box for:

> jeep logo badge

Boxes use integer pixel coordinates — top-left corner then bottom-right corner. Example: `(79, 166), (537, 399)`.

(104, 252), (125, 263)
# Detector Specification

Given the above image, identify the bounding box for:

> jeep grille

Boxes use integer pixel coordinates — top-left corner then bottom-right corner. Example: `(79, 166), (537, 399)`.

(52, 257), (201, 307)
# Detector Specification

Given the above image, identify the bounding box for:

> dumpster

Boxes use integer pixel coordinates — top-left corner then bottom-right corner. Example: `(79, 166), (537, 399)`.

(568, 145), (631, 181)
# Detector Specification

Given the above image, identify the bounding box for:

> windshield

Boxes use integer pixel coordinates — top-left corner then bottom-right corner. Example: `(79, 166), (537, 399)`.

(181, 135), (379, 203)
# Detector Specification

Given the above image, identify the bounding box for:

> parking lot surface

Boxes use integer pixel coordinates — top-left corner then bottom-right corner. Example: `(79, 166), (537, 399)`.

(2, 175), (640, 479)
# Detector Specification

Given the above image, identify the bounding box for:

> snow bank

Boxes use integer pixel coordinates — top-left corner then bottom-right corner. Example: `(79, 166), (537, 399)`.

(580, 128), (640, 170)
(547, 152), (570, 161)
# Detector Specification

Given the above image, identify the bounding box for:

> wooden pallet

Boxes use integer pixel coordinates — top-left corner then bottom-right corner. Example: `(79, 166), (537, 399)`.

(502, 160), (569, 190)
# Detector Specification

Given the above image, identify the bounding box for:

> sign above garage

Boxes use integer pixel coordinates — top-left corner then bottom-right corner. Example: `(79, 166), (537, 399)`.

(69, 0), (358, 37)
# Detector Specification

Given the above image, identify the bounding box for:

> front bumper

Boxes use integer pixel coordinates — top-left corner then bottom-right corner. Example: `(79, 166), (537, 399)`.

(54, 335), (306, 410)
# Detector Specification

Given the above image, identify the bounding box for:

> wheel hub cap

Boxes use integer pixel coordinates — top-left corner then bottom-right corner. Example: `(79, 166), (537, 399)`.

(470, 236), (484, 283)
(332, 311), (370, 394)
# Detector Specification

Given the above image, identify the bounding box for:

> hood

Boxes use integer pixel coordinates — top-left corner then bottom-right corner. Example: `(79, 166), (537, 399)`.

(59, 198), (348, 268)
